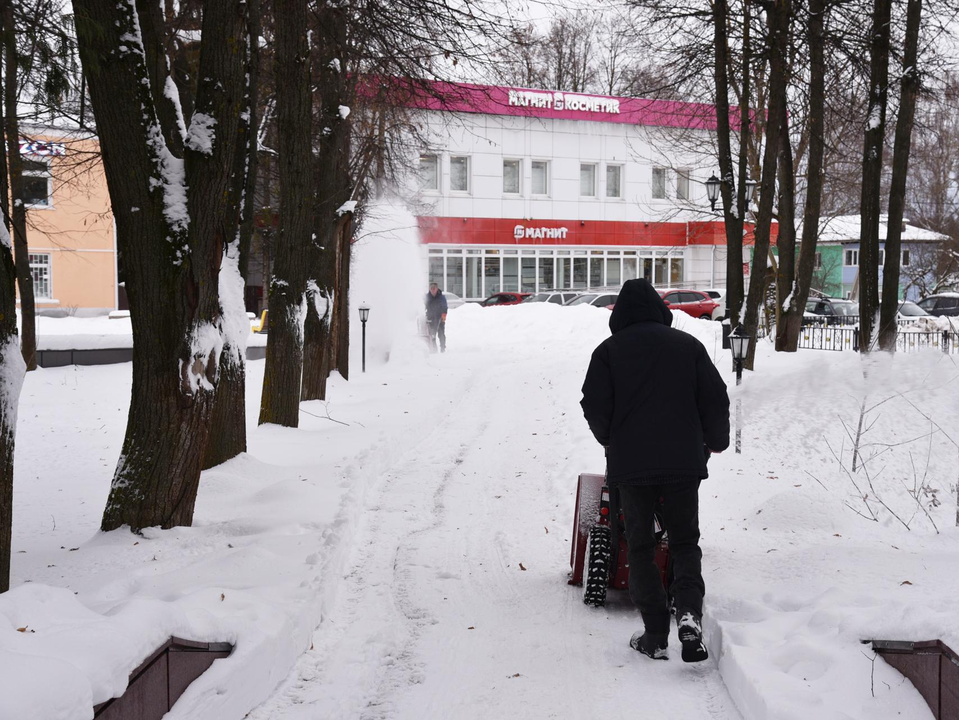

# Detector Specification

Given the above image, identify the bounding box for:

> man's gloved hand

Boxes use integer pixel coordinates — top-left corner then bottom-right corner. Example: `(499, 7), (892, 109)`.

(441, 314), (447, 321)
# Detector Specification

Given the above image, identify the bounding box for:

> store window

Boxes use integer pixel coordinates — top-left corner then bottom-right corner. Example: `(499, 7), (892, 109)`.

(573, 256), (588, 288)
(29, 253), (52, 299)
(580, 163), (597, 197)
(450, 156), (470, 193)
(419, 154), (439, 191)
(623, 257), (638, 281)
(677, 170), (690, 200)
(606, 258), (621, 287)
(538, 256), (554, 289)
(670, 258), (684, 285)
(652, 168), (667, 200)
(502, 256), (519, 291)
(23, 159), (52, 207)
(503, 159), (521, 195)
(558, 257), (571, 289)
(521, 257), (536, 292)
(466, 256), (482, 299)
(844, 249), (858, 266)
(532, 161), (549, 195)
(446, 255), (464, 296)
(655, 258), (668, 284)
(606, 165), (622, 199)
(484, 256), (500, 295)
(589, 256), (603, 287)
(643, 258), (654, 282)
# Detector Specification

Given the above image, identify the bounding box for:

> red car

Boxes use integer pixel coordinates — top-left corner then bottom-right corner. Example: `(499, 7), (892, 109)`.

(658, 289), (719, 320)
(481, 292), (531, 306)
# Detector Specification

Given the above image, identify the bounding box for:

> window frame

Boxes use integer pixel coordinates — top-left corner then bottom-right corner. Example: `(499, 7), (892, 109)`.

(502, 158), (522, 196)
(579, 162), (598, 198)
(844, 249), (859, 267)
(22, 158), (53, 209)
(449, 155), (471, 194)
(29, 252), (52, 300)
(605, 164), (623, 199)
(531, 160), (550, 197)
(676, 169), (691, 201)
(901, 249), (910, 267)
(651, 167), (667, 200)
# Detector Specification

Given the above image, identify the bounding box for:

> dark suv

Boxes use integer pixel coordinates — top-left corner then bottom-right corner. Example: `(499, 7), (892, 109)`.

(917, 294), (959, 317)
(803, 297), (859, 325)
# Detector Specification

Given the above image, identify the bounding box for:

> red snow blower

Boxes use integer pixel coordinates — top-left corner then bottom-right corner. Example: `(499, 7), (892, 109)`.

(568, 471), (670, 607)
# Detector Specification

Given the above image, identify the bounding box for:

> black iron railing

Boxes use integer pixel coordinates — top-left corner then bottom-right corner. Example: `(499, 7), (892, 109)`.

(797, 327), (958, 354)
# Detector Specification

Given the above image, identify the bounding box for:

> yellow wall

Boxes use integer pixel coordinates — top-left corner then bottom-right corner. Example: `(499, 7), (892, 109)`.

(19, 132), (116, 313)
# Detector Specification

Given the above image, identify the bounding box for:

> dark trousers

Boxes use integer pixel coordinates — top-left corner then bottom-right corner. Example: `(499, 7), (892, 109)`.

(618, 480), (704, 634)
(427, 319), (446, 352)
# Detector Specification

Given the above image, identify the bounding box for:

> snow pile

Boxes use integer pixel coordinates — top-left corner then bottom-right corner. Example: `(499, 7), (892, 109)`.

(185, 112), (218, 155)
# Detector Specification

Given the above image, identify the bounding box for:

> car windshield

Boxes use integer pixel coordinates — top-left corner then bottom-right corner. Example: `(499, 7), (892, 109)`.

(898, 301), (927, 316)
(833, 302), (858, 316)
(523, 293), (551, 303)
(568, 295), (599, 306)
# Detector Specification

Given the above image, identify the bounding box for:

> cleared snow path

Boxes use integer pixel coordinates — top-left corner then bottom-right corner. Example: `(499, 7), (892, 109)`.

(249, 357), (742, 720)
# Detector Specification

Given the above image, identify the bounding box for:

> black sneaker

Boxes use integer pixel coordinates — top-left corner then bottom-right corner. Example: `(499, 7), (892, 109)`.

(677, 611), (708, 663)
(629, 630), (669, 660)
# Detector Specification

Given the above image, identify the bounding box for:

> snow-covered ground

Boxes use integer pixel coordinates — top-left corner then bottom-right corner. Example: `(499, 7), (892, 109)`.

(1, 215), (957, 719)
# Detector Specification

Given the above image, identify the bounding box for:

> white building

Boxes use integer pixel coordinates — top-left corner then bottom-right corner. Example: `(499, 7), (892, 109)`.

(410, 81), (740, 300)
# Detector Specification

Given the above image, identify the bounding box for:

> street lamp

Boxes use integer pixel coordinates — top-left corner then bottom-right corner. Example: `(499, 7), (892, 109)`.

(358, 303), (370, 373)
(728, 326), (751, 454)
(744, 178), (758, 210)
(705, 174), (721, 212)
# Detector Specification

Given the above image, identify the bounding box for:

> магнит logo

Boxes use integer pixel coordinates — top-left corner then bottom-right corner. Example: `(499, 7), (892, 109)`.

(513, 225), (524, 239)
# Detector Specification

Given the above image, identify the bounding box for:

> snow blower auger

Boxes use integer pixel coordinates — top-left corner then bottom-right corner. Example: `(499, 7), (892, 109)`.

(568, 471), (670, 608)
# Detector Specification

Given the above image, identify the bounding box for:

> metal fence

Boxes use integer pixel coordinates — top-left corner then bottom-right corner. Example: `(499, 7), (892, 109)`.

(797, 327), (959, 354)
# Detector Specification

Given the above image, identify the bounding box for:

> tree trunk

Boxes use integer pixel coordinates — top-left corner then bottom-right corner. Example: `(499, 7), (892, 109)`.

(878, 0), (922, 352)
(780, 0), (827, 352)
(335, 223), (351, 380)
(2, 0), (36, 371)
(0, 48), (24, 593)
(259, 0), (312, 428)
(74, 0), (250, 531)
(204, 0), (261, 469)
(858, 0), (893, 353)
(774, 94), (796, 351)
(743, 0), (790, 368)
(713, 0), (746, 329)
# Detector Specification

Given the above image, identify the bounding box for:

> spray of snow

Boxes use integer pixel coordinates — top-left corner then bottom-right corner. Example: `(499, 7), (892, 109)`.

(218, 246), (249, 363)
(348, 200), (426, 368)
(186, 112), (217, 155)
(338, 105), (351, 120)
(307, 280), (332, 321)
(164, 76), (188, 142)
(180, 321), (224, 395)
(337, 200), (357, 216)
(329, 58), (341, 73)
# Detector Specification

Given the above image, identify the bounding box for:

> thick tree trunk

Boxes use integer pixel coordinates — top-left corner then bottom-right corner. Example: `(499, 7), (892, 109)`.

(74, 0), (250, 531)
(2, 0), (35, 371)
(774, 97), (796, 351)
(335, 206), (352, 380)
(0, 61), (23, 592)
(204, 1), (261, 469)
(780, 0), (827, 352)
(878, 0), (922, 352)
(858, 0), (893, 353)
(743, 0), (790, 368)
(713, 0), (746, 329)
(259, 0), (312, 427)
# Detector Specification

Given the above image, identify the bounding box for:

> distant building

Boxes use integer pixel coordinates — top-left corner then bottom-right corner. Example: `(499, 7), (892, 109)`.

(18, 130), (117, 316)
(409, 81), (767, 300)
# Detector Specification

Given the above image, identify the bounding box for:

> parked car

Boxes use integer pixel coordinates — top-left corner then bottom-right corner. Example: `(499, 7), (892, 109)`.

(566, 292), (620, 308)
(917, 293), (959, 317)
(802, 297), (859, 326)
(480, 292), (531, 307)
(658, 289), (720, 320)
(701, 288), (727, 320)
(521, 291), (580, 305)
(442, 291), (466, 309)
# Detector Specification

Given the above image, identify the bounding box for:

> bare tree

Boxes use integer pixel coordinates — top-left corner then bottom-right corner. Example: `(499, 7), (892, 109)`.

(74, 0), (254, 531)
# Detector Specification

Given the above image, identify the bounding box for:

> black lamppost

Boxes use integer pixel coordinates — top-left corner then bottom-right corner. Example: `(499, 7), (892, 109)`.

(704, 174), (757, 215)
(358, 303), (370, 373)
(729, 326), (751, 454)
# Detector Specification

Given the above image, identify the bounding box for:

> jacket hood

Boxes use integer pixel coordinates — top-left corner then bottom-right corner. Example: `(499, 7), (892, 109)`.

(609, 279), (673, 333)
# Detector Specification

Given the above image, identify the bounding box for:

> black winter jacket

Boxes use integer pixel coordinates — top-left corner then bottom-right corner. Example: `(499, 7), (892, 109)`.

(580, 278), (730, 483)
(425, 290), (448, 323)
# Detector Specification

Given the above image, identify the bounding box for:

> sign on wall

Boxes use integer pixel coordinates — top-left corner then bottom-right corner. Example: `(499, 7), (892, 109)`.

(19, 141), (66, 156)
(513, 224), (569, 240)
(507, 90), (621, 115)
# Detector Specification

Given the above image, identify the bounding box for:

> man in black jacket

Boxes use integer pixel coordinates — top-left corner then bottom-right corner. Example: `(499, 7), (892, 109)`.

(424, 283), (448, 353)
(580, 278), (730, 663)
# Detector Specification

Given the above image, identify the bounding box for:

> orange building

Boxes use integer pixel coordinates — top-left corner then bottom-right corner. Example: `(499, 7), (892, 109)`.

(19, 129), (117, 315)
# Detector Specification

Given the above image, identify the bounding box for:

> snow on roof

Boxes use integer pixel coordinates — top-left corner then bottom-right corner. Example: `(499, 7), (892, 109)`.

(806, 214), (948, 244)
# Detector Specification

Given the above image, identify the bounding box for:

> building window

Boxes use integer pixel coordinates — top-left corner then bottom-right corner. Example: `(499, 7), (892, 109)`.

(844, 249), (858, 266)
(652, 167), (666, 199)
(23, 159), (52, 207)
(29, 253), (51, 299)
(419, 154), (439, 191)
(503, 159), (521, 195)
(580, 163), (597, 197)
(606, 165), (622, 199)
(450, 155), (470, 193)
(532, 160), (549, 196)
(814, 252), (822, 269)
(676, 170), (690, 200)
(902, 249), (910, 267)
